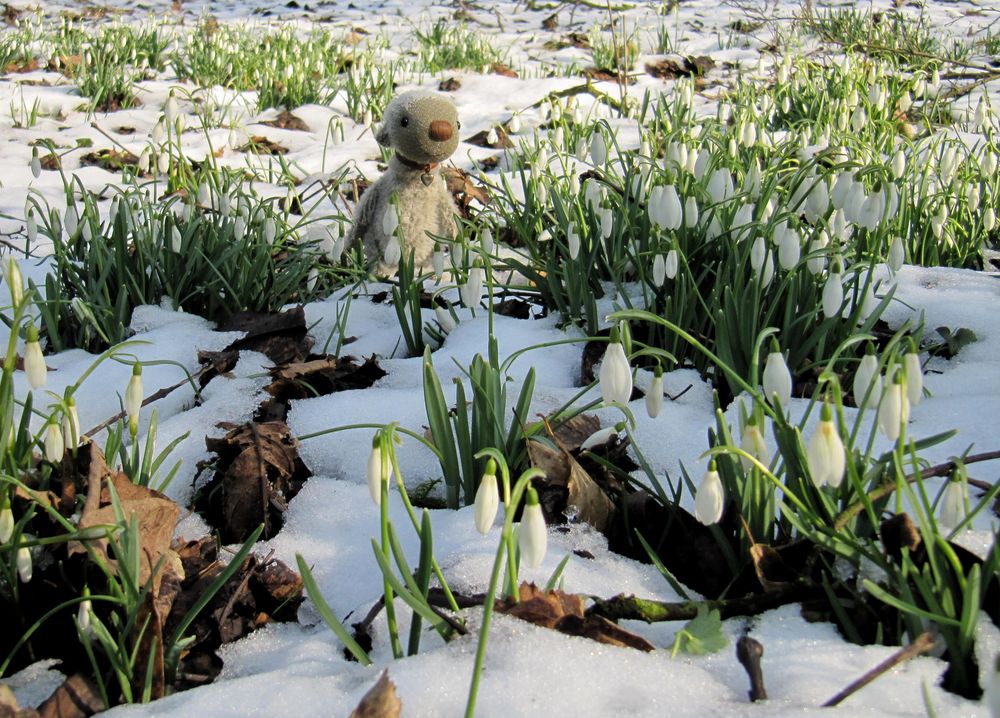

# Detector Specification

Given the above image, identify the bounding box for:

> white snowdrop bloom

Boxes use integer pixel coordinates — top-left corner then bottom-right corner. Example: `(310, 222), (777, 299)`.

(761, 252), (775, 286)
(648, 186), (666, 228)
(741, 122), (757, 147)
(853, 346), (882, 409)
(567, 223), (581, 260)
(904, 345), (923, 407)
(197, 181), (211, 207)
(474, 462), (499, 535)
(887, 236), (905, 273)
(831, 172), (853, 211)
(486, 127), (498, 145)
(878, 375), (909, 442)
(684, 196), (699, 227)
(366, 437), (391, 506)
(383, 235), (401, 267)
(731, 203), (754, 242)
(590, 131), (607, 166)
(806, 402), (845, 488)
(740, 419), (770, 472)
(822, 270), (844, 319)
(432, 248), (446, 278)
(693, 148), (711, 179)
(64, 205), (78, 237)
(157, 152), (170, 175)
(537, 229), (552, 243)
(508, 113), (521, 134)
(929, 68), (940, 93)
(646, 369), (664, 419)
(940, 146), (958, 182)
(481, 228), (495, 255)
(381, 204), (399, 237)
(23, 326), (45, 389)
(30, 150), (41, 179)
(805, 179), (829, 222)
(44, 418), (63, 463)
(234, 216), (246, 241)
(0, 496), (12, 543)
(858, 191), (884, 231)
(807, 231), (829, 275)
(694, 462), (725, 525)
(170, 226), (182, 253)
(575, 137), (588, 161)
(967, 184), (981, 214)
(891, 150), (906, 179)
(763, 341), (792, 408)
(16, 544), (31, 583)
(600, 208), (613, 239)
(152, 121), (166, 146)
(652, 254), (666, 288)
(777, 226), (801, 270)
(460, 265), (483, 308)
(435, 305), (456, 334)
(518, 489), (547, 568)
(665, 249), (679, 279)
(982, 150), (998, 177)
(938, 475), (966, 532)
(3, 256), (22, 307)
(985, 207), (996, 232)
(600, 338), (632, 406)
(850, 105), (867, 133)
(708, 168), (733, 204)
(750, 235), (767, 273)
(26, 209), (37, 244)
(661, 185), (682, 230)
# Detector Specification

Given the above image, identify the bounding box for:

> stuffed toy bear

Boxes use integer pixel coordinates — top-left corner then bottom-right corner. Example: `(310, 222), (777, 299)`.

(346, 90), (461, 276)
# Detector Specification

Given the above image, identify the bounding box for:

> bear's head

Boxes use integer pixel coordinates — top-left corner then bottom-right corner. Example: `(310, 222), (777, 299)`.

(376, 91), (460, 166)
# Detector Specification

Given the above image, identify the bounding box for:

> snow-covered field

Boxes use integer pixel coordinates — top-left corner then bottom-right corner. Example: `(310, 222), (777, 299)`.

(1, 0), (1000, 715)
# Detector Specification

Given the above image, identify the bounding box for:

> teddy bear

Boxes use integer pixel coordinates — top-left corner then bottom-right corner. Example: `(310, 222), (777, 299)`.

(346, 90), (461, 276)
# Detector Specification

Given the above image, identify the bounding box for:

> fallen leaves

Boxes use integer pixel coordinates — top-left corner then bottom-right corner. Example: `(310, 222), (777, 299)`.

(443, 167), (491, 216)
(260, 110), (309, 131)
(645, 55), (716, 80)
(497, 583), (654, 651)
(237, 136), (288, 155)
(80, 148), (140, 172)
(197, 421), (310, 542)
(349, 671), (402, 718)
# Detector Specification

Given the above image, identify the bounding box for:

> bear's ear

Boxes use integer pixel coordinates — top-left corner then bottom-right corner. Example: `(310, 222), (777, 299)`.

(375, 123), (391, 147)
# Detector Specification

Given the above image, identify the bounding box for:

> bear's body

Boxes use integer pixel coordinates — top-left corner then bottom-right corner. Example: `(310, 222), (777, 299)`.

(346, 91), (461, 276)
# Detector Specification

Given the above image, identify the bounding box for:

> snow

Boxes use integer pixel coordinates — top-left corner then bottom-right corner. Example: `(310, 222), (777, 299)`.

(2, 0), (999, 716)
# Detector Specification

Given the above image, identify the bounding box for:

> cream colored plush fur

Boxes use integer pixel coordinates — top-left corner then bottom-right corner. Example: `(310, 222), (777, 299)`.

(346, 91), (461, 276)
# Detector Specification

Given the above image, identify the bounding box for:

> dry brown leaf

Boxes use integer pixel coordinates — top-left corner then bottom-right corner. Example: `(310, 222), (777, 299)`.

(36, 675), (104, 718)
(349, 670), (401, 718)
(749, 543), (793, 593)
(237, 136), (288, 155)
(491, 63), (518, 78)
(260, 111), (309, 132)
(527, 432), (614, 533)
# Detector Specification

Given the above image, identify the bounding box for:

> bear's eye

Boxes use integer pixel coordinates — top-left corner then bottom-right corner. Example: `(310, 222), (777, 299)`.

(456, 121), (461, 130)
(400, 116), (409, 128)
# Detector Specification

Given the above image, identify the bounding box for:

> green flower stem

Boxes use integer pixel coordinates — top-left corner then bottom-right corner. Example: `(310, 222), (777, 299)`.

(464, 466), (544, 718)
(377, 431), (402, 660)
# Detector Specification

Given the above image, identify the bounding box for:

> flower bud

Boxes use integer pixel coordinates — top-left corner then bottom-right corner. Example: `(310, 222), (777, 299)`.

(125, 362), (143, 437)
(938, 470), (966, 532)
(63, 394), (80, 449)
(853, 343), (882, 409)
(16, 543), (31, 582)
(518, 487), (547, 568)
(652, 254), (666, 288)
(473, 460), (499, 535)
(567, 222), (581, 260)
(381, 203), (399, 236)
(459, 264), (483, 308)
(694, 460), (724, 525)
(367, 435), (391, 506)
(645, 367), (663, 419)
(44, 416), (64, 462)
(0, 493), (13, 543)
(739, 416), (770, 471)
(887, 235), (904, 273)
(822, 269), (843, 319)
(664, 248), (679, 279)
(590, 131), (606, 166)
(77, 585), (93, 634)
(904, 340), (923, 407)
(806, 400), (845, 488)
(877, 372), (909, 442)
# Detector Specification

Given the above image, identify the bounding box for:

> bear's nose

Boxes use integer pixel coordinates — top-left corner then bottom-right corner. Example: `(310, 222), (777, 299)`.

(429, 120), (453, 142)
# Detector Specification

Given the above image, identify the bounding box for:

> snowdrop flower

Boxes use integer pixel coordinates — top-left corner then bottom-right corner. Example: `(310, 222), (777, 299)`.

(0, 493), (13, 543)
(760, 253), (775, 287)
(850, 105), (866, 133)
(664, 248), (679, 279)
(983, 150), (998, 177)
(367, 435), (391, 506)
(23, 323), (46, 389)
(646, 366), (663, 419)
(904, 341), (923, 407)
(684, 196), (699, 227)
(878, 372), (909, 442)
(170, 225), (182, 253)
(739, 416), (771, 471)
(435, 302), (456, 334)
(460, 264), (484, 309)
(822, 267), (844, 319)
(599, 333), (632, 406)
(432, 247), (445, 277)
(381, 203), (399, 236)
(967, 184), (980, 214)
(152, 121), (166, 146)
(486, 127), (498, 146)
(660, 185), (682, 230)
(652, 254), (666, 288)
(567, 223), (581, 260)
(938, 471), (966, 532)
(590, 131), (606, 166)
(508, 113), (521, 134)
(125, 362), (143, 437)
(16, 543), (31, 583)
(777, 225), (800, 271)
(694, 460), (724, 525)
(30, 148), (41, 179)
(806, 401), (845, 488)
(853, 343), (882, 409)
(762, 339), (792, 408)
(600, 208), (613, 239)
(985, 207), (996, 232)
(887, 235), (905, 273)
(44, 417), (63, 463)
(891, 150), (906, 179)
(473, 460), (499, 535)
(898, 90), (912, 113)
(63, 395), (80, 450)
(264, 216), (277, 245)
(518, 487), (546, 568)
(26, 208), (37, 244)
(750, 235), (767, 274)
(707, 168), (733, 204)
(580, 422), (623, 451)
(77, 586), (93, 635)
(383, 235), (401, 266)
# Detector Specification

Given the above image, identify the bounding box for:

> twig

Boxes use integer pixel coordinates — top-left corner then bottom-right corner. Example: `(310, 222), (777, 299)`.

(736, 635), (767, 702)
(833, 450), (1000, 532)
(821, 632), (936, 707)
(587, 583), (823, 623)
